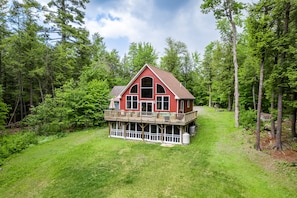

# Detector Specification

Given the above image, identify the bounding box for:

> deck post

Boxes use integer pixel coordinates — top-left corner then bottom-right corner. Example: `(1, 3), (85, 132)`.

(158, 124), (165, 143)
(108, 122), (111, 136)
(180, 126), (183, 144)
(123, 123), (127, 139)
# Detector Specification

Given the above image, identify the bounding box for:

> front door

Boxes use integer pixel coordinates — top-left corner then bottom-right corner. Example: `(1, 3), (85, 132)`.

(141, 102), (153, 116)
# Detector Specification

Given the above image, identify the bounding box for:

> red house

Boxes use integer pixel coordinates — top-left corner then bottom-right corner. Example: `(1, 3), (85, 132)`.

(104, 64), (198, 144)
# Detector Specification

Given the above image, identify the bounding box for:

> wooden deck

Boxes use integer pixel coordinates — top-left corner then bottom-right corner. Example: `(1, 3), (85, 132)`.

(104, 110), (198, 125)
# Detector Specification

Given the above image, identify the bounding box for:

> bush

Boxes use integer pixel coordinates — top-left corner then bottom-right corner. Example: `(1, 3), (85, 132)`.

(0, 132), (38, 165)
(239, 109), (257, 130)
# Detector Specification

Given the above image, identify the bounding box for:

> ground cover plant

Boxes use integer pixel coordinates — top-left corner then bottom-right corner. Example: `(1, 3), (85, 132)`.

(0, 107), (296, 197)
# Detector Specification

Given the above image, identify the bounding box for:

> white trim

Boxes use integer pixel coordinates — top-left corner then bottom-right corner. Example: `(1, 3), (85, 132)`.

(179, 100), (184, 113)
(130, 83), (138, 94)
(140, 76), (154, 99)
(156, 95), (170, 111)
(141, 101), (154, 115)
(156, 83), (166, 94)
(126, 95), (138, 110)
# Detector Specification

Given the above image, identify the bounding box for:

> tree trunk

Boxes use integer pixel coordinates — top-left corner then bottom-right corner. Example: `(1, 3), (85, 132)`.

(37, 78), (44, 103)
(30, 78), (33, 107)
(270, 91), (276, 139)
(253, 84), (256, 110)
(230, 20), (239, 127)
(291, 92), (297, 138)
(208, 84), (212, 107)
(275, 87), (283, 150)
(256, 58), (264, 151)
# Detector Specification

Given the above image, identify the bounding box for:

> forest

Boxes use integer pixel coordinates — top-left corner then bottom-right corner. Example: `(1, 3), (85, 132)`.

(0, 0), (296, 152)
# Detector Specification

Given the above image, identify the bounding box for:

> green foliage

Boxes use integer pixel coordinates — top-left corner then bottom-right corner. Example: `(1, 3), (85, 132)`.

(24, 77), (110, 135)
(1, 108), (296, 197)
(0, 86), (9, 129)
(239, 108), (257, 130)
(0, 131), (38, 165)
(126, 42), (158, 75)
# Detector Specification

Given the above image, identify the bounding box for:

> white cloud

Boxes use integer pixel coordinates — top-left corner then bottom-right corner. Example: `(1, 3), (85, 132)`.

(85, 0), (220, 58)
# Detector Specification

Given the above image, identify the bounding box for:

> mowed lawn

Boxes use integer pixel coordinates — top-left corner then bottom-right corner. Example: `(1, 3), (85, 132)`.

(0, 107), (296, 198)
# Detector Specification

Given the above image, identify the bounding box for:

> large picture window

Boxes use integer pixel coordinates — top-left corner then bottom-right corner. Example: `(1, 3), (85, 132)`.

(156, 96), (169, 111)
(126, 95), (138, 110)
(141, 77), (153, 98)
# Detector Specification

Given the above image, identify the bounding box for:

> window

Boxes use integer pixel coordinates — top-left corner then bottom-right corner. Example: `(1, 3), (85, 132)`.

(157, 84), (165, 94)
(130, 84), (138, 94)
(126, 95), (138, 110)
(187, 100), (190, 108)
(141, 77), (153, 98)
(156, 96), (169, 111)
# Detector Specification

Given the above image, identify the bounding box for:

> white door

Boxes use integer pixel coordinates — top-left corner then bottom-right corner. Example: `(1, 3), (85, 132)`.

(141, 102), (153, 116)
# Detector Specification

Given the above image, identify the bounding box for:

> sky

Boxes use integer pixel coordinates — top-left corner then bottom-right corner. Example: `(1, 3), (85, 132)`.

(20, 0), (254, 59)
(84, 0), (220, 58)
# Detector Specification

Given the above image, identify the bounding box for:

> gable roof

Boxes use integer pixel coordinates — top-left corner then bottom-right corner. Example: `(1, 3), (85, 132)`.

(110, 86), (126, 100)
(119, 64), (195, 99)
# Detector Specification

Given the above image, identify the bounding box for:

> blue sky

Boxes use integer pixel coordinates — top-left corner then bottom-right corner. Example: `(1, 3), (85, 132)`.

(84, 0), (220, 58)
(34, 0), (253, 58)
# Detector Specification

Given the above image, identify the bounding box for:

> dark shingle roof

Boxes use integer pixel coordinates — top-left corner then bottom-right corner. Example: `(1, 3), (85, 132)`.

(147, 65), (195, 99)
(110, 86), (126, 98)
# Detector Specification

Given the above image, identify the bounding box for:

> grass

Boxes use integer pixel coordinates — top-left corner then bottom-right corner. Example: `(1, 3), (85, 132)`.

(0, 107), (296, 198)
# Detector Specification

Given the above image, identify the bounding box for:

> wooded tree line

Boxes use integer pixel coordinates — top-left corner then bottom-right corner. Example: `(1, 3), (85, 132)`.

(0, 0), (296, 150)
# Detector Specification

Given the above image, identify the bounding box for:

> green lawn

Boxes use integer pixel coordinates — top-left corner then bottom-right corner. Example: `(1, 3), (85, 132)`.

(0, 107), (296, 198)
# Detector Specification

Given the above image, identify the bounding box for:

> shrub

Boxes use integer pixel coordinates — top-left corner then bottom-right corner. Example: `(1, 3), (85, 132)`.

(239, 108), (257, 130)
(0, 132), (38, 165)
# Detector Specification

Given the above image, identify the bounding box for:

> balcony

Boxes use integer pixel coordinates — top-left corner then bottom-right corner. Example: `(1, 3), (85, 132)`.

(104, 110), (198, 126)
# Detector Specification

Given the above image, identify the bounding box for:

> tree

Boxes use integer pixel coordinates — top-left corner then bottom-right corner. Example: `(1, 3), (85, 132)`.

(0, 85), (9, 130)
(161, 37), (189, 82)
(126, 42), (158, 76)
(44, 0), (90, 44)
(246, 0), (274, 150)
(0, 0), (9, 85)
(201, 0), (245, 127)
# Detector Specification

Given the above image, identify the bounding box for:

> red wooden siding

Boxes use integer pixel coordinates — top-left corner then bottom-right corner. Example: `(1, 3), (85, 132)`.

(120, 67), (177, 113)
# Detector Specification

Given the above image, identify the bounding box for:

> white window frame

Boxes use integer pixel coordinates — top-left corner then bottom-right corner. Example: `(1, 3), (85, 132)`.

(126, 95), (138, 110)
(130, 84), (138, 94)
(156, 96), (170, 111)
(141, 76), (154, 99)
(156, 84), (166, 94)
(187, 100), (190, 108)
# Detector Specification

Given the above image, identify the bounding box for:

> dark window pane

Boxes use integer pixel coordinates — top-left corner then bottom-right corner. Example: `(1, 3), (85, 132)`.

(164, 96), (169, 101)
(164, 101), (169, 110)
(151, 125), (157, 133)
(157, 84), (165, 93)
(133, 101), (137, 109)
(141, 77), (153, 87)
(157, 101), (162, 110)
(130, 84), (138, 93)
(141, 89), (152, 98)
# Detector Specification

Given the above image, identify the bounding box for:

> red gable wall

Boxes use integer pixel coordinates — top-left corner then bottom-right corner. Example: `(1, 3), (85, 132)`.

(120, 67), (177, 113)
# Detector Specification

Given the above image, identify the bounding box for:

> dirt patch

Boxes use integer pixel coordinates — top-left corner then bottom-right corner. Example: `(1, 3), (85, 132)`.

(259, 125), (297, 164)
(270, 150), (297, 163)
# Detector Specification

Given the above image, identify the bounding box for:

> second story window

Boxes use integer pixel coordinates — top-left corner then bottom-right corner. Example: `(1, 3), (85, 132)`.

(156, 96), (169, 111)
(157, 84), (165, 94)
(141, 77), (153, 98)
(126, 95), (138, 110)
(130, 84), (138, 94)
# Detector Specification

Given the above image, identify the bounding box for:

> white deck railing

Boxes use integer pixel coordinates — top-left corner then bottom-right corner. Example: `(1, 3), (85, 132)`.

(109, 129), (181, 144)
(105, 110), (198, 125)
